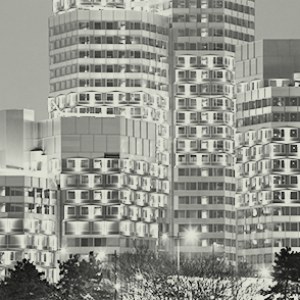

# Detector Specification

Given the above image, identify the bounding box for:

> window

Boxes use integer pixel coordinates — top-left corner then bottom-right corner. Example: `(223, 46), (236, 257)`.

(94, 207), (102, 216)
(94, 191), (102, 200)
(67, 191), (75, 200)
(81, 160), (89, 168)
(178, 113), (185, 121)
(81, 238), (89, 247)
(67, 207), (75, 215)
(291, 145), (298, 153)
(81, 191), (89, 200)
(81, 176), (89, 184)
(94, 176), (102, 185)
(291, 176), (298, 184)
(67, 176), (76, 186)
(81, 207), (89, 215)
(67, 159), (75, 168)
(106, 206), (119, 216)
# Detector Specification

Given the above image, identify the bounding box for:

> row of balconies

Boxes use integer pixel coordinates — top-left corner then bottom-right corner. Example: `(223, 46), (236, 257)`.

(237, 128), (300, 146)
(237, 189), (300, 206)
(50, 91), (169, 111)
(176, 153), (234, 166)
(176, 127), (234, 139)
(176, 111), (233, 124)
(64, 219), (158, 236)
(61, 173), (169, 193)
(64, 189), (167, 206)
(176, 139), (233, 153)
(175, 55), (234, 70)
(64, 205), (158, 223)
(63, 158), (169, 178)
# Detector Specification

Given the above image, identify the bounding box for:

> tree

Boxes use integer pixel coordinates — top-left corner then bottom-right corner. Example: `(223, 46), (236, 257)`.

(180, 255), (234, 279)
(262, 247), (300, 300)
(119, 245), (176, 279)
(0, 259), (58, 300)
(118, 245), (177, 299)
(57, 251), (113, 300)
(119, 247), (258, 300)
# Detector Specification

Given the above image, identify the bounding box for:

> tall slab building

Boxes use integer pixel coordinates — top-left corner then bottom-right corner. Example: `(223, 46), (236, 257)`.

(236, 40), (300, 268)
(171, 0), (254, 260)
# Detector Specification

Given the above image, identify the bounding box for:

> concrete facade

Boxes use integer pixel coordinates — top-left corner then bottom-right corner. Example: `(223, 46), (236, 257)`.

(171, 0), (255, 261)
(236, 40), (300, 269)
(38, 116), (167, 260)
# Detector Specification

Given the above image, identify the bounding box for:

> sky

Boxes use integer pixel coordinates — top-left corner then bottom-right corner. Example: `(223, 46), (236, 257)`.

(0, 0), (300, 120)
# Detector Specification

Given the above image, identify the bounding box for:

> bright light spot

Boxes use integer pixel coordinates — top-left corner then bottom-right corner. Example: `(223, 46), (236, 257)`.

(184, 227), (199, 243)
(161, 233), (168, 241)
(97, 251), (106, 261)
(259, 266), (271, 278)
(115, 283), (121, 290)
(135, 273), (143, 281)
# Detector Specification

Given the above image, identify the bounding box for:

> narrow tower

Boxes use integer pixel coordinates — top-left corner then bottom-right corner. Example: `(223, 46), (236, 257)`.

(171, 0), (255, 261)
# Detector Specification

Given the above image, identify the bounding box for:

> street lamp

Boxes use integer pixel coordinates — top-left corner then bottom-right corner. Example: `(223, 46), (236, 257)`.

(183, 227), (199, 244)
(161, 227), (200, 273)
(259, 266), (271, 278)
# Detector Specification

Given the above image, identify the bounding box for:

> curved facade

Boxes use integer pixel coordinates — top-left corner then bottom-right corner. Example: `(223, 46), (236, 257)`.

(48, 6), (170, 258)
(236, 40), (300, 268)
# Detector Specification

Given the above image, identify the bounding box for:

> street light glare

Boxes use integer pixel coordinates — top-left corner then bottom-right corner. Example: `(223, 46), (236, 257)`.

(97, 251), (106, 261)
(135, 273), (143, 281)
(184, 227), (199, 243)
(161, 233), (169, 241)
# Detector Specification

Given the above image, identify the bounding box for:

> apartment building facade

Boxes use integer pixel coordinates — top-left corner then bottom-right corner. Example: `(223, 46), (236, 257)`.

(171, 0), (255, 260)
(0, 110), (58, 281)
(236, 40), (300, 268)
(0, 0), (259, 279)
(48, 0), (171, 259)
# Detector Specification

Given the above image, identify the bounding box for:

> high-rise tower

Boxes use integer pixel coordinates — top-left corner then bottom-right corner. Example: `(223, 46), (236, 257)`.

(48, 0), (256, 261)
(171, 0), (255, 261)
(236, 40), (300, 268)
(48, 0), (170, 259)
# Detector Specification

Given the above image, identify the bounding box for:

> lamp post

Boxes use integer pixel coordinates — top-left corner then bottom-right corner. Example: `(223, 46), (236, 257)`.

(176, 233), (180, 273)
(161, 228), (199, 273)
(212, 242), (216, 276)
(113, 250), (118, 300)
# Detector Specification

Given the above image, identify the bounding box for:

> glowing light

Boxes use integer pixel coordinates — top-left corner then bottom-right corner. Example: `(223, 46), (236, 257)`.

(97, 251), (106, 261)
(183, 227), (199, 243)
(115, 283), (121, 290)
(161, 233), (169, 241)
(135, 273), (143, 281)
(259, 266), (271, 278)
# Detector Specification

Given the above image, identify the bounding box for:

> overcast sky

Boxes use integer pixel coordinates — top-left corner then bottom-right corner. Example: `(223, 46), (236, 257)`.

(0, 0), (300, 120)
